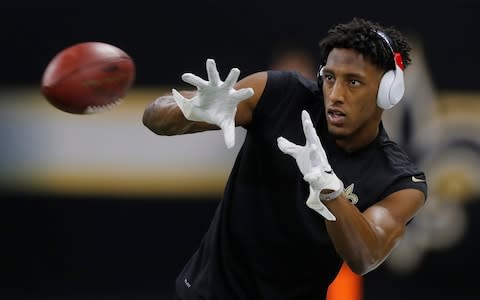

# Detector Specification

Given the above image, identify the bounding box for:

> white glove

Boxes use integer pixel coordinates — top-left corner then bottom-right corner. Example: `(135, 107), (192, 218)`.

(172, 58), (254, 149)
(277, 110), (344, 221)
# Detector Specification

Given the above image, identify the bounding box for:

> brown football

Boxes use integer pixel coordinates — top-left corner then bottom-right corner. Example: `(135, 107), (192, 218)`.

(41, 42), (135, 114)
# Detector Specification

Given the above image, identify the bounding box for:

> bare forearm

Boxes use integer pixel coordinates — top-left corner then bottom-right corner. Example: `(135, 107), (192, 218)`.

(142, 92), (217, 136)
(324, 196), (400, 275)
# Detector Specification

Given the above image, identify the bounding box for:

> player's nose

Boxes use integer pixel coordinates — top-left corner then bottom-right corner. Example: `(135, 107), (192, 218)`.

(327, 81), (346, 103)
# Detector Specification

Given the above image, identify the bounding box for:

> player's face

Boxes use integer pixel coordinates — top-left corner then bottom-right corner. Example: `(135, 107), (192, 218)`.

(321, 48), (384, 149)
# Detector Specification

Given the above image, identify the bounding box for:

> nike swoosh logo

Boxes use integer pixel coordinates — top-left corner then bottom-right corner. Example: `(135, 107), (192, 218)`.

(325, 169), (333, 174)
(412, 176), (426, 183)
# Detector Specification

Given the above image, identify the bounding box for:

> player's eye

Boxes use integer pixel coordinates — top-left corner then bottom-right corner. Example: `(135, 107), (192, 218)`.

(349, 79), (361, 86)
(324, 74), (334, 81)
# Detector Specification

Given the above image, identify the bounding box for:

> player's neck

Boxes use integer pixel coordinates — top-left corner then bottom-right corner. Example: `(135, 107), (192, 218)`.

(335, 123), (380, 153)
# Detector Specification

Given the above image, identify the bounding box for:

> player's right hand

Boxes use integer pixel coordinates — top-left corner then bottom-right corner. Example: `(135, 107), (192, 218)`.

(172, 58), (254, 149)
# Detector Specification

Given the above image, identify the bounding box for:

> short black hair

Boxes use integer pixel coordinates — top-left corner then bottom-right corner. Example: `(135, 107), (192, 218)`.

(318, 17), (412, 72)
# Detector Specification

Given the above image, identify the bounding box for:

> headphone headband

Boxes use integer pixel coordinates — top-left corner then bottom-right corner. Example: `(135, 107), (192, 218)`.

(374, 30), (405, 70)
(374, 30), (395, 53)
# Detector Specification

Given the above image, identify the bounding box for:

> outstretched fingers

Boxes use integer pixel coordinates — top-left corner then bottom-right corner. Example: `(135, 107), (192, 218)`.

(223, 68), (240, 88)
(206, 58), (221, 86)
(301, 110), (328, 162)
(172, 88), (192, 117)
(302, 116), (321, 147)
(182, 73), (209, 89)
(277, 137), (301, 157)
(172, 88), (185, 103)
(232, 87), (255, 103)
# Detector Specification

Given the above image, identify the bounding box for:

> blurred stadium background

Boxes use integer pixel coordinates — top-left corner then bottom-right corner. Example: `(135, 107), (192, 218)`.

(1, 1), (478, 299)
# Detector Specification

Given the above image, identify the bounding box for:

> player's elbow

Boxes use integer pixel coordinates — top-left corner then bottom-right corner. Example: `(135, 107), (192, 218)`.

(347, 231), (405, 275)
(142, 108), (168, 136)
(142, 104), (163, 134)
(346, 256), (383, 276)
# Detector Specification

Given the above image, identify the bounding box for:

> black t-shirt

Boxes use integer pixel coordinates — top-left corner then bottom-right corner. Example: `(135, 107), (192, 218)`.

(175, 71), (428, 300)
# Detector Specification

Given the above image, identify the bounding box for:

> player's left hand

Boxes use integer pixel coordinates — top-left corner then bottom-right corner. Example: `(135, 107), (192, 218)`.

(277, 110), (344, 221)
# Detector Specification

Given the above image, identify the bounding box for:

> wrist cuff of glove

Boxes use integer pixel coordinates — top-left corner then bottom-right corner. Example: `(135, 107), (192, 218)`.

(318, 181), (344, 201)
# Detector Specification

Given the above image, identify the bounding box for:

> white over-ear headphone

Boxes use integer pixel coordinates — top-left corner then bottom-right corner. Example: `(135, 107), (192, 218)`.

(374, 30), (405, 109)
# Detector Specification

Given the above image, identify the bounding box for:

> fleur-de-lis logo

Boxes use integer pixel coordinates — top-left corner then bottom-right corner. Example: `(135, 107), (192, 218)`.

(344, 183), (359, 205)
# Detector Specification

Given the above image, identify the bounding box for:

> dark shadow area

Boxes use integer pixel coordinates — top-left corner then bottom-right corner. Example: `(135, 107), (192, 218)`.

(1, 193), (219, 299)
(0, 2), (478, 90)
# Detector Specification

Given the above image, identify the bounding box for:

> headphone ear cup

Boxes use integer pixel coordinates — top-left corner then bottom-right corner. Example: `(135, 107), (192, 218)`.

(316, 66), (324, 88)
(389, 65), (405, 106)
(377, 70), (395, 109)
(377, 65), (405, 109)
